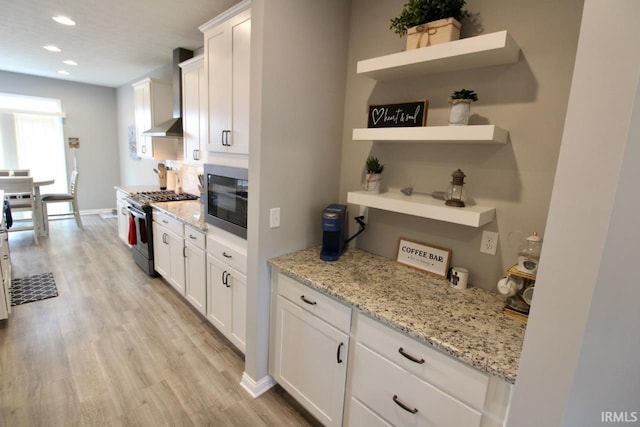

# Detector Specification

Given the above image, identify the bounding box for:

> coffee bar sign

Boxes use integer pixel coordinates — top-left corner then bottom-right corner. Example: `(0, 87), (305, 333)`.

(368, 100), (428, 128)
(396, 238), (451, 278)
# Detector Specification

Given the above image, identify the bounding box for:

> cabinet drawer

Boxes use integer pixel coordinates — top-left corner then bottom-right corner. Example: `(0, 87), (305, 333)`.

(347, 397), (392, 427)
(153, 211), (184, 237)
(351, 342), (481, 427)
(207, 235), (246, 274)
(277, 273), (351, 333)
(356, 313), (489, 410)
(184, 225), (205, 250)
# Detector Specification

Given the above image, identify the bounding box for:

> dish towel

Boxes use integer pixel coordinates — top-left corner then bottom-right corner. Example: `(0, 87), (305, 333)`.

(137, 217), (147, 244)
(128, 214), (137, 245)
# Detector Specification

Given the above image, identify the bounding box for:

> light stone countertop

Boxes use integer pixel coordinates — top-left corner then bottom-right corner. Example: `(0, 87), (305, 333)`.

(151, 200), (206, 231)
(268, 246), (526, 384)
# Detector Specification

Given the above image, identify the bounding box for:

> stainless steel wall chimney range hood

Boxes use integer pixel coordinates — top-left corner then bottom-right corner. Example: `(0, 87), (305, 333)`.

(143, 48), (194, 137)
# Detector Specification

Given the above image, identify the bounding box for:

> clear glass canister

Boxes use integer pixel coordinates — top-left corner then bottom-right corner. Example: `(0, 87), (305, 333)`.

(517, 232), (542, 274)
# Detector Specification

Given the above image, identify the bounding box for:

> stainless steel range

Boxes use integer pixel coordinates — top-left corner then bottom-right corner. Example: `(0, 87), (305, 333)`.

(124, 190), (198, 276)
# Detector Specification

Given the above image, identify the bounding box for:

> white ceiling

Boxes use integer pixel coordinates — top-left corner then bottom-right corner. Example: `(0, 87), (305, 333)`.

(0, 0), (239, 88)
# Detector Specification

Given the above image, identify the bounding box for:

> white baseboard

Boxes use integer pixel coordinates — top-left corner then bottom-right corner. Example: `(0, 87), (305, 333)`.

(240, 372), (276, 398)
(80, 208), (113, 215)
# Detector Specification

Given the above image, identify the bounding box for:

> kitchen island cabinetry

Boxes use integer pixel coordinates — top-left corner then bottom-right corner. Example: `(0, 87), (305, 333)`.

(184, 225), (206, 315)
(132, 78), (176, 160)
(206, 233), (247, 353)
(1, 192), (11, 320)
(270, 273), (351, 427)
(200, 5), (251, 155)
(152, 210), (185, 295)
(180, 55), (207, 164)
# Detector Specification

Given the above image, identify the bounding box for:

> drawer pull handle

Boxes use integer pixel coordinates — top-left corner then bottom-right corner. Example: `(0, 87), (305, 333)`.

(222, 252), (233, 259)
(398, 347), (425, 364)
(162, 219), (169, 224)
(336, 342), (344, 364)
(393, 395), (418, 414)
(300, 295), (317, 305)
(189, 234), (197, 240)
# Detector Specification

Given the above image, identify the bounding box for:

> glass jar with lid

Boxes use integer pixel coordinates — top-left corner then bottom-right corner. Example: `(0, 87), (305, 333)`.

(517, 232), (542, 274)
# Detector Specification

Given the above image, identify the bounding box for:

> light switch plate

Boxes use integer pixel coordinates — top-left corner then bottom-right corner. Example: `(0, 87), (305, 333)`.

(270, 207), (280, 228)
(480, 231), (499, 255)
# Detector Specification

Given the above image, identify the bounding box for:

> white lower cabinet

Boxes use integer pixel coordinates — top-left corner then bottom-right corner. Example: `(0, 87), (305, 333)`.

(0, 227), (11, 320)
(184, 226), (206, 315)
(116, 190), (131, 246)
(152, 210), (185, 295)
(270, 273), (351, 427)
(269, 272), (512, 427)
(206, 233), (247, 353)
(346, 312), (512, 427)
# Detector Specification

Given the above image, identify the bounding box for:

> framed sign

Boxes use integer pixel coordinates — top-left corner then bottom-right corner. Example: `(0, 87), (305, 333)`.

(368, 100), (428, 128)
(396, 238), (451, 278)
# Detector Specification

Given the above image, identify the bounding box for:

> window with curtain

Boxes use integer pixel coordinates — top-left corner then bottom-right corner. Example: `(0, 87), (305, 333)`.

(0, 93), (69, 214)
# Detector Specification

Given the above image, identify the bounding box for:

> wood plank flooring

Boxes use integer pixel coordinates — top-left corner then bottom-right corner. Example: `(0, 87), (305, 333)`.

(0, 214), (319, 427)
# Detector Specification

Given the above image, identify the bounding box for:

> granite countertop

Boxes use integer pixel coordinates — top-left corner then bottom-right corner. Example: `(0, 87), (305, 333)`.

(151, 200), (206, 231)
(268, 246), (526, 383)
(114, 185), (160, 195)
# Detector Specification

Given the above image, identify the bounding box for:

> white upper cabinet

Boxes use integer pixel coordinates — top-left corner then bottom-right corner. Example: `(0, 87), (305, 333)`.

(132, 78), (176, 159)
(180, 55), (207, 164)
(201, 5), (251, 155)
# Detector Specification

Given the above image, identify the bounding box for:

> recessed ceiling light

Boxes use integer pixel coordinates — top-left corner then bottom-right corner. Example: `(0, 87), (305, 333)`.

(58, 70), (70, 75)
(44, 45), (62, 52)
(64, 60), (78, 66)
(52, 16), (76, 26)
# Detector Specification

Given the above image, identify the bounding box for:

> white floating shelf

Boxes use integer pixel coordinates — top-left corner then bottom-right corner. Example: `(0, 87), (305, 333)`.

(347, 191), (495, 228)
(357, 30), (520, 81)
(353, 125), (508, 144)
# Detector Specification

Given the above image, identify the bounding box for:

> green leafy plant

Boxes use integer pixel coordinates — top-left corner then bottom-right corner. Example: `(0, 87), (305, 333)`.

(390, 0), (469, 37)
(365, 156), (384, 174)
(451, 89), (478, 102)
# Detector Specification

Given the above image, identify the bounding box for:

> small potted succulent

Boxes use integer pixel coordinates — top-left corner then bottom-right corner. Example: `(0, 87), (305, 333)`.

(390, 0), (469, 50)
(448, 89), (478, 126)
(363, 156), (384, 194)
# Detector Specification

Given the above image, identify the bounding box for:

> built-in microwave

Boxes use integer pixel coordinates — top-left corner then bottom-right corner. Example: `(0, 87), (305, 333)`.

(203, 164), (248, 239)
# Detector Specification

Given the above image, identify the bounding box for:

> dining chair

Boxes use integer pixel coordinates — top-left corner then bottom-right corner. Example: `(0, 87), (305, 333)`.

(40, 170), (83, 235)
(0, 169), (30, 176)
(0, 176), (38, 244)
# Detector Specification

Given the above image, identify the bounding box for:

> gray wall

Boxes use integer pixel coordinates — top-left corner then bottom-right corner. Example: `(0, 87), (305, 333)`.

(341, 0), (584, 290)
(0, 70), (120, 212)
(245, 0), (351, 387)
(509, 1), (640, 425)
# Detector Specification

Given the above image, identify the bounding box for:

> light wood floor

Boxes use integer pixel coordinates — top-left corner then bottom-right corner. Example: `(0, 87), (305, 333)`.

(0, 214), (319, 427)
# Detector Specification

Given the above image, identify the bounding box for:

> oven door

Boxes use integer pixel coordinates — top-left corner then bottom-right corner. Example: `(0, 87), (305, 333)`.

(127, 205), (151, 257)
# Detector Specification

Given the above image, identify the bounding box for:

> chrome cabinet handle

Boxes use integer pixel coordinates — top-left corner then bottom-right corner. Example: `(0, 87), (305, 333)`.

(393, 395), (418, 414)
(300, 295), (317, 306)
(336, 342), (344, 364)
(221, 130), (231, 146)
(398, 347), (425, 364)
(189, 234), (197, 240)
(222, 252), (232, 259)
(2, 255), (8, 260)
(183, 246), (187, 258)
(162, 219), (169, 224)
(141, 145), (146, 153)
(193, 149), (200, 160)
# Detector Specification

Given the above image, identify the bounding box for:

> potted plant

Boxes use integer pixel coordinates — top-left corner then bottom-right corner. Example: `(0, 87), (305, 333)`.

(390, 0), (469, 50)
(448, 89), (478, 126)
(363, 156), (384, 194)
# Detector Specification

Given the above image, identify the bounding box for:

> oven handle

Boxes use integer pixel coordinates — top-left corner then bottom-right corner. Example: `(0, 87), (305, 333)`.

(127, 205), (146, 218)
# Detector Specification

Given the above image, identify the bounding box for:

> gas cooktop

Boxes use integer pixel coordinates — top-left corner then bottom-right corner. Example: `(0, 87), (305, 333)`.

(137, 190), (199, 203)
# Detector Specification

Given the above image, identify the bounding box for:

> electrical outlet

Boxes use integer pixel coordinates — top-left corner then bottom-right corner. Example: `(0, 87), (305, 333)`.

(270, 207), (280, 228)
(480, 231), (499, 255)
